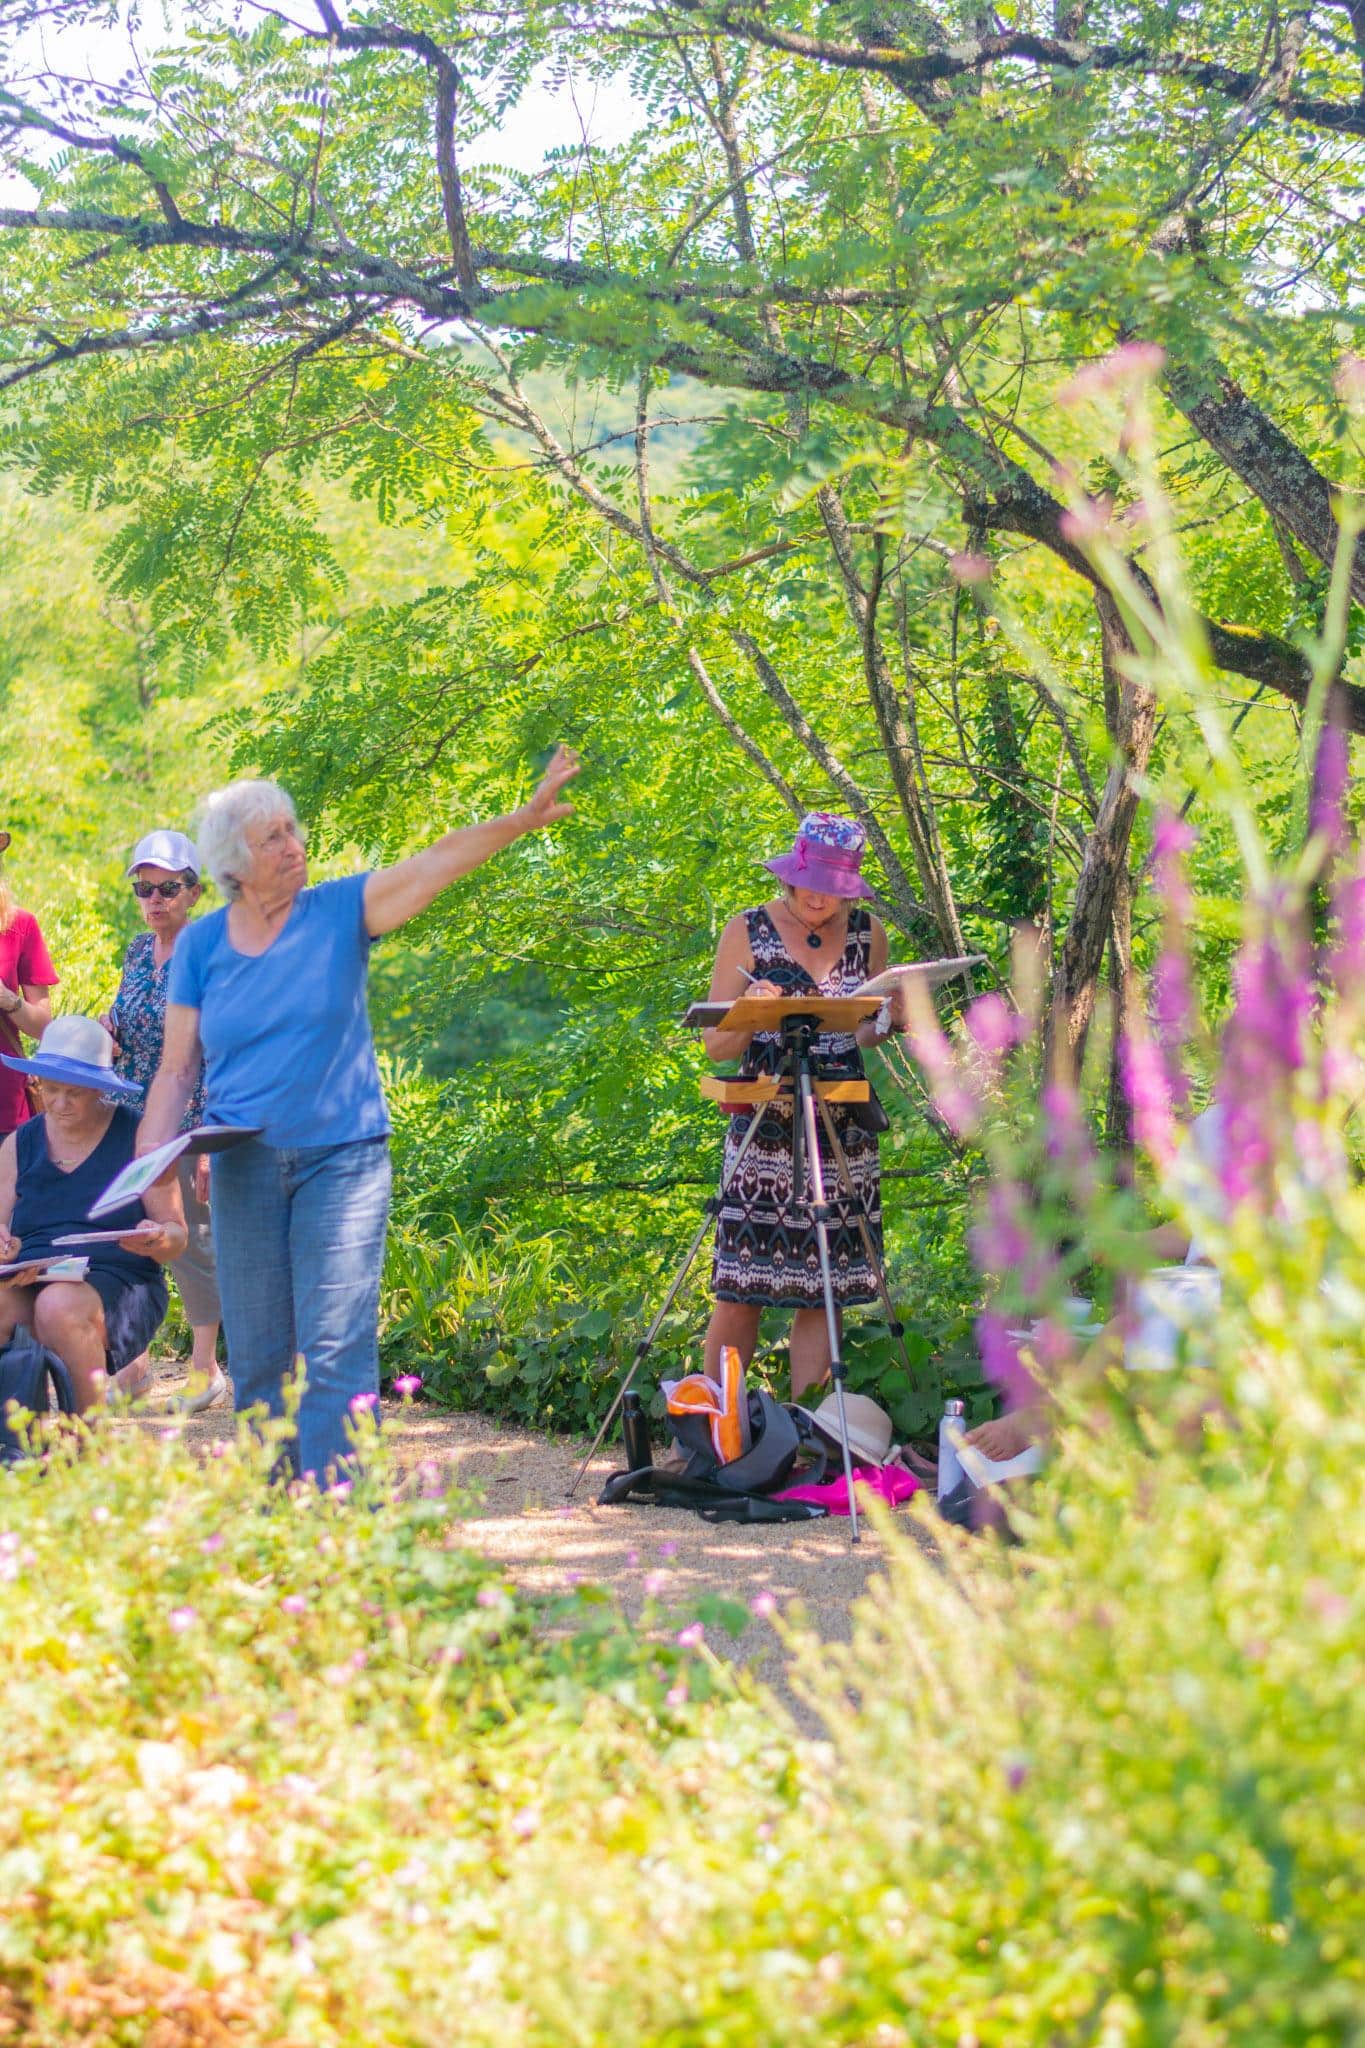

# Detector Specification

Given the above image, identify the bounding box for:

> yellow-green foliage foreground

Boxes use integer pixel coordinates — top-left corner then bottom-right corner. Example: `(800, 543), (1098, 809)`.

(0, 1334), (1361, 2046)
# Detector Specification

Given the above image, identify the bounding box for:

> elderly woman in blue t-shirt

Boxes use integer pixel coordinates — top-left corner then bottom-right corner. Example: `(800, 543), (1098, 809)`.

(138, 752), (580, 1481)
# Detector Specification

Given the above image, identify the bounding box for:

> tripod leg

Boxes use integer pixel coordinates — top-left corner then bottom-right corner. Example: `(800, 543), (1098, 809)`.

(567, 1096), (771, 1497)
(796, 1061), (860, 1546)
(815, 1093), (919, 1386)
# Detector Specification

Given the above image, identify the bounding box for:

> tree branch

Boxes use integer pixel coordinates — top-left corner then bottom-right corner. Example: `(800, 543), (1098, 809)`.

(663, 3), (1365, 139)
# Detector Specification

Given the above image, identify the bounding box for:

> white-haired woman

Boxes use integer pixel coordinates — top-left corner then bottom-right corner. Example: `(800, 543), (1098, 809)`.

(138, 753), (580, 1482)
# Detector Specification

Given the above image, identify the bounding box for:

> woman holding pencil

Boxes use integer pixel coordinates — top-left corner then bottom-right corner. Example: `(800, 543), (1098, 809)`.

(701, 812), (906, 1399)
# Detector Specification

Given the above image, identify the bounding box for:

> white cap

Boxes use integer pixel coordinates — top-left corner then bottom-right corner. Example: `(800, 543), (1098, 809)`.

(126, 829), (199, 878)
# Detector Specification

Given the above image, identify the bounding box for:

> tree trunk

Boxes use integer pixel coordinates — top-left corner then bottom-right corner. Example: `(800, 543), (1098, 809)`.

(1053, 591), (1157, 1055)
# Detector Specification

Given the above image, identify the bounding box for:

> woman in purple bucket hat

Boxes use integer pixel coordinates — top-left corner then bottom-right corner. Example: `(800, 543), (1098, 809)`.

(700, 811), (904, 1399)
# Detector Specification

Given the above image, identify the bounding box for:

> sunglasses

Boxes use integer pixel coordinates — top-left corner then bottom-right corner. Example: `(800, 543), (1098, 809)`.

(132, 879), (187, 900)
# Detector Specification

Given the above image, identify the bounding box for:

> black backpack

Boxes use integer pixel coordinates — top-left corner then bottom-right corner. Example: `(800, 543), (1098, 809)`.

(598, 1390), (831, 1522)
(0, 1330), (76, 1465)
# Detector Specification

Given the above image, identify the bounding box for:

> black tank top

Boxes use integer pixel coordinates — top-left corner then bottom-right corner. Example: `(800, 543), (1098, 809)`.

(12, 1107), (161, 1288)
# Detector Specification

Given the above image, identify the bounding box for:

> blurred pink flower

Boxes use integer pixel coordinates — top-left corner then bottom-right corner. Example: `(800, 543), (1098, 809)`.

(1041, 1077), (1097, 1200)
(642, 1570), (669, 1597)
(675, 1622), (705, 1649)
(510, 1806), (540, 1838)
(200, 1532), (224, 1555)
(977, 1311), (1039, 1409)
(1335, 355), (1365, 405)
(948, 551), (993, 585)
(964, 992), (1029, 1062)
(657, 1541), (679, 1558)
(1058, 342), (1165, 407)
(168, 1607), (197, 1634)
(1151, 810), (1197, 1107)
(280, 1594), (308, 1616)
(1306, 1578), (1350, 1624)
(750, 1592), (777, 1619)
(392, 1375), (423, 1398)
(1310, 721), (1351, 862)
(1120, 1021), (1178, 1168)
(906, 1015), (981, 1139)
(1058, 495), (1115, 547)
(665, 1683), (689, 1710)
(1218, 905), (1313, 1205)
(476, 1586), (505, 1609)
(349, 1391), (378, 1414)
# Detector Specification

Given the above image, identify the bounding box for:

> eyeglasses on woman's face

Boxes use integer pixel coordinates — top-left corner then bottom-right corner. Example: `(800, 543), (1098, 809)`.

(132, 879), (187, 900)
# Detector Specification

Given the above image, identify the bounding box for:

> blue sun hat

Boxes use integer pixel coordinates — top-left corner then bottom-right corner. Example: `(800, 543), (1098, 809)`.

(763, 811), (875, 899)
(0, 1016), (143, 1102)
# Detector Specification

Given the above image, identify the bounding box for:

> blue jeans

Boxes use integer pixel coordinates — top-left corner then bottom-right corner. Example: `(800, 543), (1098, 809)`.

(211, 1136), (392, 1481)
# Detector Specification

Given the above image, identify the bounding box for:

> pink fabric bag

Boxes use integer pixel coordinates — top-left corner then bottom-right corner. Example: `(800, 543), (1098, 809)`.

(773, 1463), (919, 1517)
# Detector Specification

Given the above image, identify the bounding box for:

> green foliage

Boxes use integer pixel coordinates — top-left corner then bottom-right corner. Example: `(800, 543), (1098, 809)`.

(0, 1409), (731, 2041)
(2, 1173), (1361, 2041)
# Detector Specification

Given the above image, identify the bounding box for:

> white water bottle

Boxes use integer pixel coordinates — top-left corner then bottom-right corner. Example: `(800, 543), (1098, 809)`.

(937, 1398), (966, 1501)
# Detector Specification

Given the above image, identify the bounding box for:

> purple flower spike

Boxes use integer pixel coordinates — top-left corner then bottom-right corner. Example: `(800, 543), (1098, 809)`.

(1151, 810), (1197, 1106)
(964, 992), (1029, 1062)
(1217, 905), (1314, 1206)
(977, 1312), (1039, 1410)
(970, 1178), (1056, 1299)
(1120, 1021), (1178, 1169)
(1041, 1077), (1097, 1202)
(907, 1015), (981, 1140)
(1311, 721), (1351, 864)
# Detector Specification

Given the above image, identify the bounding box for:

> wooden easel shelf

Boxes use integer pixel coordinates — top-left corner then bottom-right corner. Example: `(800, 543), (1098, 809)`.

(699, 1075), (870, 1108)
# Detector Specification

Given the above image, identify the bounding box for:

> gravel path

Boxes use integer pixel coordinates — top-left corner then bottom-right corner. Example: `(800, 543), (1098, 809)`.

(120, 1358), (933, 1689)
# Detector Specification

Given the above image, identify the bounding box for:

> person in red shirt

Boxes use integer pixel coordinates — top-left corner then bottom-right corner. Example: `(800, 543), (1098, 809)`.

(0, 830), (58, 1137)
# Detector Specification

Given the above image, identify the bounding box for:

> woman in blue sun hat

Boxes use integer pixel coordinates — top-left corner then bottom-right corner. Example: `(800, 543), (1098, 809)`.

(0, 1016), (186, 1410)
(701, 811), (904, 1399)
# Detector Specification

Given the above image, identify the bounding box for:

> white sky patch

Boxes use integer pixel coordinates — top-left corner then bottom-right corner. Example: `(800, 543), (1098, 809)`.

(0, 3), (644, 204)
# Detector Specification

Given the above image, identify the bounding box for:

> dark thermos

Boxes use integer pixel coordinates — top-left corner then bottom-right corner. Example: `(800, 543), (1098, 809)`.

(622, 1391), (653, 1471)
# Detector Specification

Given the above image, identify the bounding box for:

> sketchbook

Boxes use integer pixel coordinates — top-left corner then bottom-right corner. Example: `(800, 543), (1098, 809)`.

(87, 1124), (262, 1220)
(683, 956), (987, 1028)
(856, 955), (987, 996)
(0, 1255), (90, 1283)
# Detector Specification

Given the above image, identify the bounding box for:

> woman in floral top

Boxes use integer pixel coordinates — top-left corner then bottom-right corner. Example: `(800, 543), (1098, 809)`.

(105, 829), (226, 1413)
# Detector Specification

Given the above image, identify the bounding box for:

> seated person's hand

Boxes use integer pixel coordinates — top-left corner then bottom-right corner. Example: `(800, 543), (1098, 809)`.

(0, 1229), (21, 1264)
(117, 1219), (183, 1262)
(747, 979), (783, 1000)
(964, 1413), (1037, 1463)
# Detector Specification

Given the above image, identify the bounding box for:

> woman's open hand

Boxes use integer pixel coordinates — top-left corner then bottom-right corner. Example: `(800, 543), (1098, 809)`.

(117, 1219), (183, 1262)
(522, 745), (580, 830)
(0, 1229), (22, 1264)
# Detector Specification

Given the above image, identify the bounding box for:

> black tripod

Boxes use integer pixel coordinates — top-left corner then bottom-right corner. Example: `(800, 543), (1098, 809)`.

(571, 1004), (916, 1546)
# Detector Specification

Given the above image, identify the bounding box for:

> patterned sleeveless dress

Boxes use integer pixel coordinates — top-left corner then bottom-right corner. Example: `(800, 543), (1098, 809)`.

(711, 905), (882, 1308)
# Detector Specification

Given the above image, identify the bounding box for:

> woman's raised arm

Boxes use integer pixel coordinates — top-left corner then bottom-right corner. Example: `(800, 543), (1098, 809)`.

(363, 747), (580, 939)
(137, 1003), (204, 1158)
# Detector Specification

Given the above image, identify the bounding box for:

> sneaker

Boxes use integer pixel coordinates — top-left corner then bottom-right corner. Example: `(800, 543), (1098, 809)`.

(172, 1366), (230, 1416)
